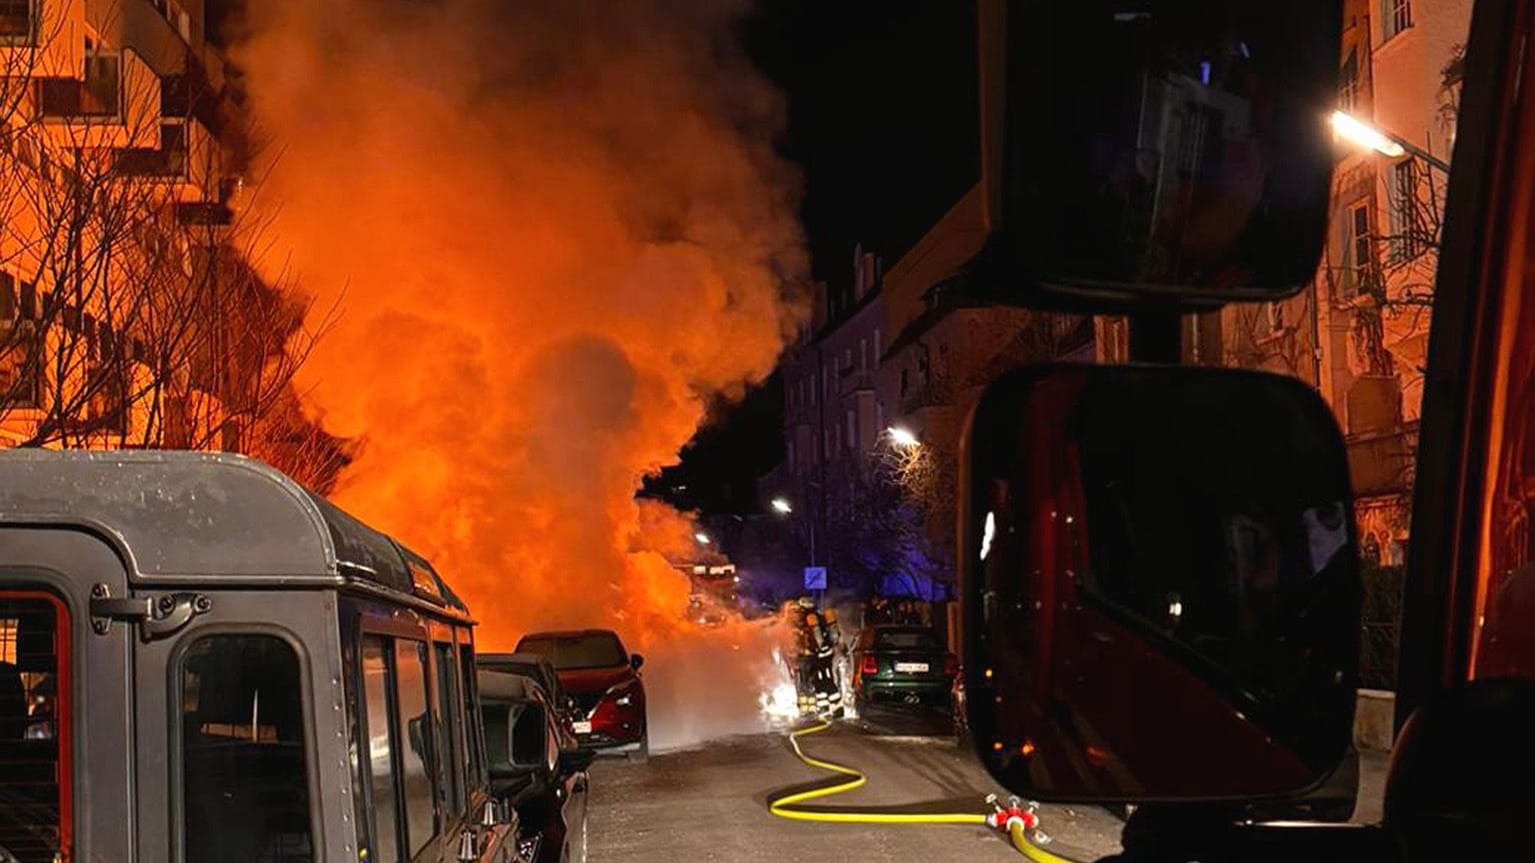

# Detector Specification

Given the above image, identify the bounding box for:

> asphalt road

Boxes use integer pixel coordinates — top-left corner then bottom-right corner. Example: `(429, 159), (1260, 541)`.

(585, 707), (1127, 863)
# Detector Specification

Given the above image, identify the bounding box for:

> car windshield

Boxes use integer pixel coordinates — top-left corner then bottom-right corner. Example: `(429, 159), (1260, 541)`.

(516, 633), (627, 670)
(872, 630), (941, 651)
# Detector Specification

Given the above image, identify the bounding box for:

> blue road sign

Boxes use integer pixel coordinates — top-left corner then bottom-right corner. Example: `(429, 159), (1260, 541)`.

(803, 566), (827, 591)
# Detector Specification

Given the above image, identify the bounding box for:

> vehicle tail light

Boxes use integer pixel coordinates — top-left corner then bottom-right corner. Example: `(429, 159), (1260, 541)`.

(860, 655), (878, 675)
(945, 654), (959, 677)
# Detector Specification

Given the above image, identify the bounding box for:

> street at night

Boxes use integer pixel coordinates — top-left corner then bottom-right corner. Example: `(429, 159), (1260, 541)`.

(3, 0), (1534, 862)
(586, 721), (1125, 863)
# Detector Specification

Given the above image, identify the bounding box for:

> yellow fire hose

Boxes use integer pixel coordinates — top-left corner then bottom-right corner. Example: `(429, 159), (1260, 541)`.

(768, 719), (1083, 863)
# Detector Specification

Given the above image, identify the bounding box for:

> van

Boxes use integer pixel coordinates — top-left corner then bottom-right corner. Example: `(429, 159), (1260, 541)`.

(0, 450), (528, 863)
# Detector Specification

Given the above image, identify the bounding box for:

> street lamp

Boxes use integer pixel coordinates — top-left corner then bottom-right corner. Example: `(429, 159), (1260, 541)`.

(769, 495), (815, 566)
(887, 425), (920, 449)
(770, 497), (793, 515)
(694, 532), (711, 546)
(1330, 110), (1451, 174)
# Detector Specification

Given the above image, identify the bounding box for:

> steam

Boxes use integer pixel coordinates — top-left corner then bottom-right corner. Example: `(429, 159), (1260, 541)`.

(235, 0), (806, 746)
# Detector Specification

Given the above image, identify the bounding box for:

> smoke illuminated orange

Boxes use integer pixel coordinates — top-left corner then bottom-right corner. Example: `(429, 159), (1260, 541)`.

(235, 0), (807, 746)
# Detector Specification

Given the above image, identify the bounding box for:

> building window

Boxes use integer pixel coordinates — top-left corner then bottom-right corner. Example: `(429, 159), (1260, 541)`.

(1349, 202), (1374, 291)
(899, 369), (909, 396)
(0, 0), (32, 40)
(1339, 49), (1359, 112)
(0, 591), (69, 863)
(1382, 0), (1412, 42)
(1266, 301), (1285, 334)
(846, 410), (856, 450)
(1389, 159), (1426, 263)
(181, 634), (313, 863)
(874, 327), (881, 365)
(859, 338), (867, 371)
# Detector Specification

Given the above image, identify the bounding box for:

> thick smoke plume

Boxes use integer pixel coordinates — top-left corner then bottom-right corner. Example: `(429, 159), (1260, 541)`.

(236, 0), (806, 747)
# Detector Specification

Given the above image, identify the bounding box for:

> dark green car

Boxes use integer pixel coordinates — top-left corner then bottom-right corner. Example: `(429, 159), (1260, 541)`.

(852, 625), (957, 711)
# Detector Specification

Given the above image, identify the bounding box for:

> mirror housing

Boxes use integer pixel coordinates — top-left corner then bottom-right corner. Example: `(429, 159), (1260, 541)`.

(559, 749), (596, 773)
(960, 365), (1360, 802)
(630, 653), (645, 671)
(979, 0), (1341, 311)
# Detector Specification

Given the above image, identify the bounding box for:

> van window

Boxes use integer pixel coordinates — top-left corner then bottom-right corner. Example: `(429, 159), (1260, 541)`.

(432, 641), (466, 817)
(180, 634), (312, 863)
(361, 637), (401, 863)
(0, 591), (69, 863)
(393, 640), (436, 855)
(459, 641), (487, 790)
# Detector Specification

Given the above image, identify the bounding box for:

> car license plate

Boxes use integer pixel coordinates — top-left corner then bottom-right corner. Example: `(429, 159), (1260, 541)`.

(573, 721), (593, 734)
(895, 662), (929, 673)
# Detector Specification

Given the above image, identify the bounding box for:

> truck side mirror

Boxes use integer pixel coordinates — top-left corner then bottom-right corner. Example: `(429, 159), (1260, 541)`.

(979, 0), (1342, 310)
(960, 365), (1360, 803)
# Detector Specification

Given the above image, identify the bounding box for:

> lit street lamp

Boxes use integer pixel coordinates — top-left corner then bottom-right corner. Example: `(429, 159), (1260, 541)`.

(769, 495), (815, 567)
(1330, 110), (1451, 174)
(694, 532), (711, 546)
(886, 425), (920, 449)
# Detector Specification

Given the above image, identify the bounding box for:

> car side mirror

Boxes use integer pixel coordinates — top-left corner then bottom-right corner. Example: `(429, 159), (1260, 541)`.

(630, 653), (644, 671)
(961, 365), (1360, 803)
(510, 704), (549, 771)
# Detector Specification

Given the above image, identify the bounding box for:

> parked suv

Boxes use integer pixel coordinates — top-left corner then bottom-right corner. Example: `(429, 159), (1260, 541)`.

(514, 629), (648, 761)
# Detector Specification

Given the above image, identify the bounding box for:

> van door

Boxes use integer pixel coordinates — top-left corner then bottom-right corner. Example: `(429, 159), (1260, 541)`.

(0, 527), (134, 863)
(132, 587), (348, 863)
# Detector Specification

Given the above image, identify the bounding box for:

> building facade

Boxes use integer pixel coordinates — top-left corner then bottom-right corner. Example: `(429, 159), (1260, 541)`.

(0, 1), (343, 488)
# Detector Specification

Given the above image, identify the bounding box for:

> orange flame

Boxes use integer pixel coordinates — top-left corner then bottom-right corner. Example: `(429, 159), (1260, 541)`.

(232, 0), (807, 744)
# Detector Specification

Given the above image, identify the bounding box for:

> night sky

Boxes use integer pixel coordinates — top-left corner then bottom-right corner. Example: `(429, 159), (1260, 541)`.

(648, 1), (981, 515)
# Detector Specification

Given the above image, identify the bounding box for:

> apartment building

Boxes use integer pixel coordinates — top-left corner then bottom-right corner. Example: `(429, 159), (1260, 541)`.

(0, 0), (258, 453)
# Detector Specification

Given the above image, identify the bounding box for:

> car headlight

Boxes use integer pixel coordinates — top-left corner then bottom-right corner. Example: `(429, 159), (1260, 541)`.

(609, 680), (638, 707)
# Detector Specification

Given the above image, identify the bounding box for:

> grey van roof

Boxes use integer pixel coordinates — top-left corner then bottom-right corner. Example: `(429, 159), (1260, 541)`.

(0, 449), (466, 613)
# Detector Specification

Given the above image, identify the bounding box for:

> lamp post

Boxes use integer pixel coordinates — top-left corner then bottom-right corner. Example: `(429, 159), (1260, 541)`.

(770, 496), (815, 565)
(1330, 110), (1451, 175)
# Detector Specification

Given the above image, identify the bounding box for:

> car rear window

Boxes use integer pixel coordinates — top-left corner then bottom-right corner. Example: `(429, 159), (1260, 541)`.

(516, 633), (627, 670)
(872, 629), (941, 651)
(0, 591), (70, 863)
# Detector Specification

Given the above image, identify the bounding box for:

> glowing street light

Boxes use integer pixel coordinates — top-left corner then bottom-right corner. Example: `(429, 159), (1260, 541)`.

(770, 497), (793, 515)
(887, 425), (920, 449)
(1330, 110), (1451, 174)
(694, 532), (712, 546)
(1330, 110), (1405, 157)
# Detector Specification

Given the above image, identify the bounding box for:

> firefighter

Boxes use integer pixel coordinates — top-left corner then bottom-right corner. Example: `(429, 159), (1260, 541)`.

(791, 596), (844, 718)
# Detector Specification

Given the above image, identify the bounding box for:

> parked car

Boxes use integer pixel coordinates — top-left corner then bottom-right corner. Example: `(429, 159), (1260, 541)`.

(851, 625), (958, 713)
(478, 652), (581, 746)
(515, 629), (649, 761)
(478, 670), (592, 863)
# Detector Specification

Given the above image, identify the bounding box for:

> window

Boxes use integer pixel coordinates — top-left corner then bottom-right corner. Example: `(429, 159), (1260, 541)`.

(515, 631), (627, 669)
(392, 640), (435, 856)
(181, 634), (312, 863)
(0, 272), (12, 322)
(457, 642), (486, 791)
(874, 327), (881, 365)
(846, 409), (856, 449)
(1390, 159), (1426, 262)
(0, 0), (31, 40)
(899, 369), (909, 396)
(19, 281), (34, 320)
(860, 338), (867, 371)
(432, 642), (466, 819)
(1266, 301), (1285, 334)
(361, 638), (400, 863)
(1350, 202), (1374, 289)
(1339, 49), (1359, 112)
(0, 591), (69, 863)
(1382, 0), (1413, 41)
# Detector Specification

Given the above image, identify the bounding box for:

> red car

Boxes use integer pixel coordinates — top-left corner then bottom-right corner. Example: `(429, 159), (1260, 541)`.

(515, 629), (649, 762)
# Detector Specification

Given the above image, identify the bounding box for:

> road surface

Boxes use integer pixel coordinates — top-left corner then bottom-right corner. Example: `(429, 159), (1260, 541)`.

(585, 708), (1127, 863)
